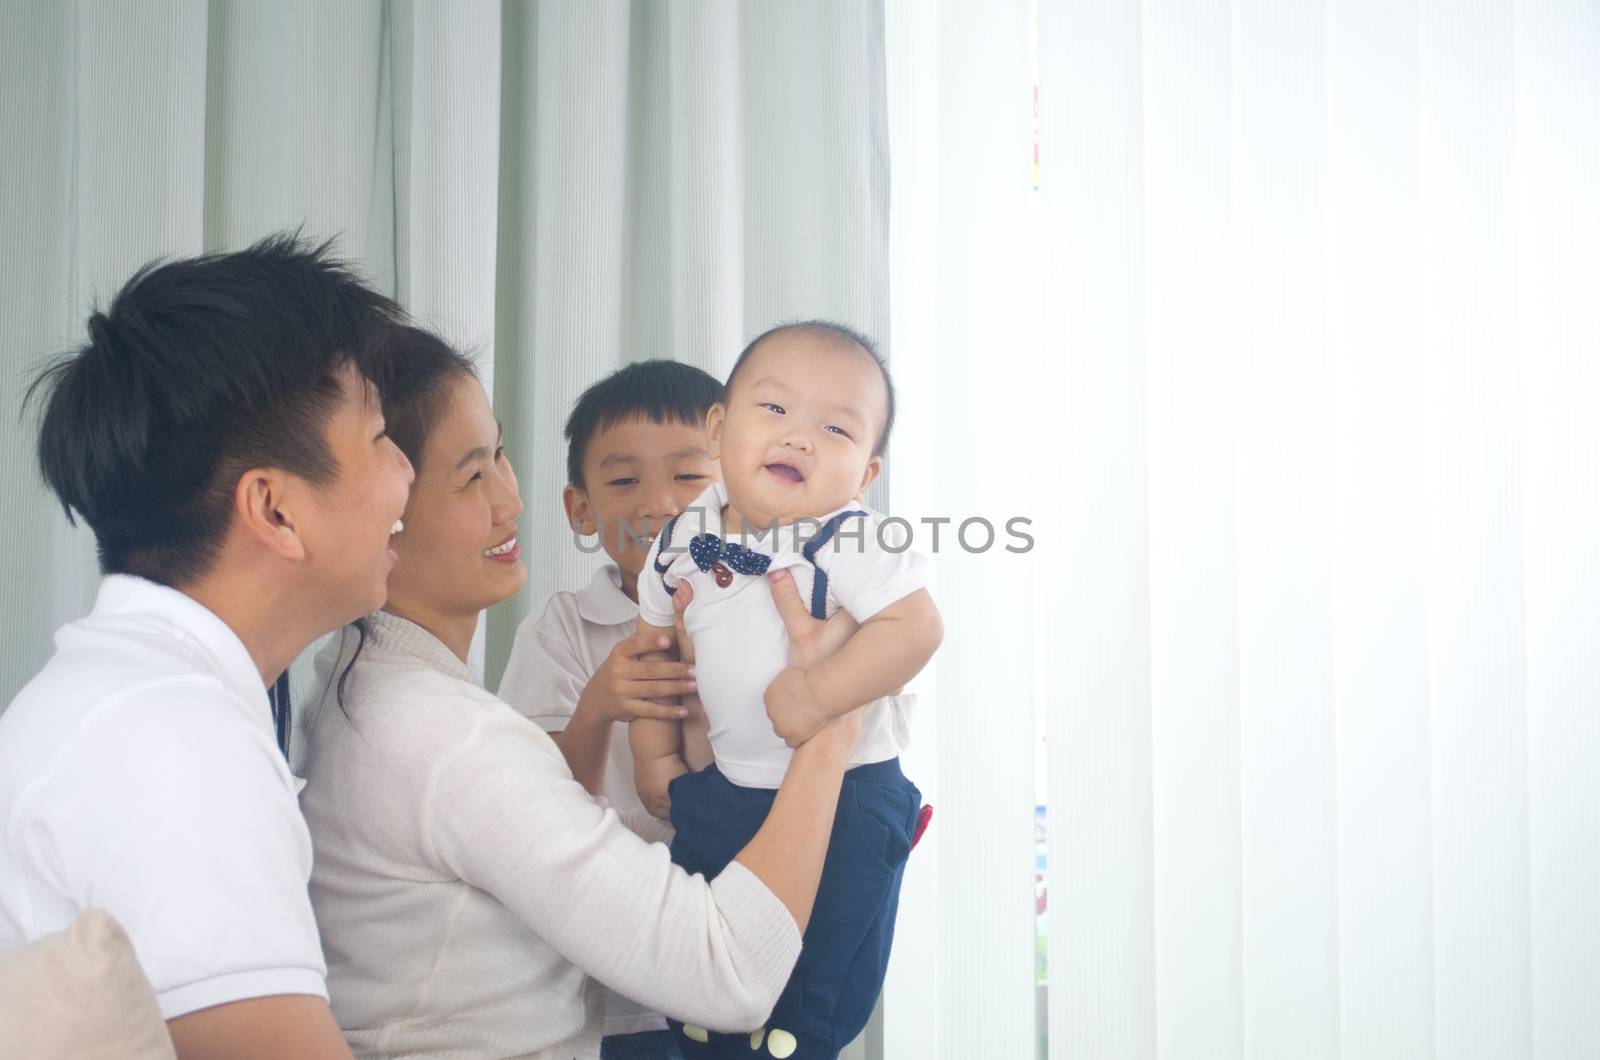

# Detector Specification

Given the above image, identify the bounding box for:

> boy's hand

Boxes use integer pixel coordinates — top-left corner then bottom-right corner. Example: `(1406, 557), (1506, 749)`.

(764, 666), (831, 748)
(576, 628), (695, 724)
(635, 754), (688, 820)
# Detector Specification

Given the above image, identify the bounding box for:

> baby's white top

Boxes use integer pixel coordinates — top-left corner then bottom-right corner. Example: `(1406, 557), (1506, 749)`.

(639, 481), (928, 788)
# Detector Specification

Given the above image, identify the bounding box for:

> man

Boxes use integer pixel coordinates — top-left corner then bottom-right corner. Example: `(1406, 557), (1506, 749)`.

(0, 234), (414, 1058)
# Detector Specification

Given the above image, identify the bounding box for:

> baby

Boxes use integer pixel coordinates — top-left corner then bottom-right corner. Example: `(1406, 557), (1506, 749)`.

(633, 321), (942, 1060)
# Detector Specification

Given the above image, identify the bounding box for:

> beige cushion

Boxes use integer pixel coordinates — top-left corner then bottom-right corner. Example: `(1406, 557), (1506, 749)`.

(0, 909), (176, 1059)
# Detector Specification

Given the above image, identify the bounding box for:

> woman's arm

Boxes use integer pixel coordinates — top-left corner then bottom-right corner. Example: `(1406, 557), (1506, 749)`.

(728, 570), (862, 929)
(424, 571), (866, 1030)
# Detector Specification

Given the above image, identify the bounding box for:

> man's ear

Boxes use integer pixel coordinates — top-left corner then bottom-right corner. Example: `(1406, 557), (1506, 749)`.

(705, 403), (727, 461)
(563, 484), (597, 535)
(234, 468), (306, 562)
(856, 455), (883, 500)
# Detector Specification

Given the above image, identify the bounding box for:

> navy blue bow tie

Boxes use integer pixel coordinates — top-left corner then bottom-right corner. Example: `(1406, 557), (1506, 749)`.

(688, 533), (772, 577)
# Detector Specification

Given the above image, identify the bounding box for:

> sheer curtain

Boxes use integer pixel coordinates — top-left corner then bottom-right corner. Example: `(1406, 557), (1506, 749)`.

(6, 2), (1598, 1059)
(0, 0), (888, 702)
(877, 0), (1599, 1058)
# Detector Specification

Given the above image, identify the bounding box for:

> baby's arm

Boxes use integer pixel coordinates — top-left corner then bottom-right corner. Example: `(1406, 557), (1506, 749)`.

(629, 619), (690, 819)
(764, 588), (942, 747)
(671, 582), (715, 772)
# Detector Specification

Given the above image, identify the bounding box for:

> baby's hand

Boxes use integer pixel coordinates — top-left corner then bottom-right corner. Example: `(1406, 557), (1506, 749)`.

(763, 667), (830, 748)
(578, 628), (695, 724)
(635, 754), (687, 821)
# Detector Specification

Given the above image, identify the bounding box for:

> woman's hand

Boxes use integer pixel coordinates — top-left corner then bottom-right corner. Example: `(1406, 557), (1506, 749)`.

(765, 570), (862, 747)
(767, 569), (858, 669)
(671, 578), (698, 666)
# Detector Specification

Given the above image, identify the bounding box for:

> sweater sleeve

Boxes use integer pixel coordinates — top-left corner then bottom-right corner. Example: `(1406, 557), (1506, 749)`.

(425, 708), (801, 1032)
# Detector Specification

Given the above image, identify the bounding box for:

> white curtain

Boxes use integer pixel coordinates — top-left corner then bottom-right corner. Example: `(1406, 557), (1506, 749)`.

(0, 0), (888, 701)
(6, 2), (1598, 1059)
(487, 0), (890, 689)
(876, 0), (1600, 1058)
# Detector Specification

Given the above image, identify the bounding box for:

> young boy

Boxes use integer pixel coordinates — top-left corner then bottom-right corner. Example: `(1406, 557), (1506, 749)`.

(498, 358), (723, 1059)
(633, 322), (942, 1060)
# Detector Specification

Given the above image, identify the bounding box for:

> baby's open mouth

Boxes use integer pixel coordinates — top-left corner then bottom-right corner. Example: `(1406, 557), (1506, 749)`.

(765, 462), (805, 484)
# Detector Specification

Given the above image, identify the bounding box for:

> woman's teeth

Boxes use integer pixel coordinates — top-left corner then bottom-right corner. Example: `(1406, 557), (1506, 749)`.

(391, 518), (404, 535)
(484, 536), (518, 557)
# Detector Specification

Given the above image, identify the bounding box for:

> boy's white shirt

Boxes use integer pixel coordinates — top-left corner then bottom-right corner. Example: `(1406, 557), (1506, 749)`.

(639, 480), (926, 789)
(498, 565), (666, 1037)
(501, 566), (644, 817)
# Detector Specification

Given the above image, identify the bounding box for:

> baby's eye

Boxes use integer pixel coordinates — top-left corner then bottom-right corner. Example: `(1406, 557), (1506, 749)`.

(675, 473), (705, 482)
(762, 403), (786, 415)
(825, 425), (851, 438)
(494, 446), (506, 460)
(608, 477), (639, 487)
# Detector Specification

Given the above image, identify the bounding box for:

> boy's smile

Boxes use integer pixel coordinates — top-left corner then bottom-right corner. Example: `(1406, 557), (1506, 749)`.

(565, 416), (720, 601)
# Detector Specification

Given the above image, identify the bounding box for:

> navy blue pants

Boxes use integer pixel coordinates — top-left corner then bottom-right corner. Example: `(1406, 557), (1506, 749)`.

(665, 759), (921, 1060)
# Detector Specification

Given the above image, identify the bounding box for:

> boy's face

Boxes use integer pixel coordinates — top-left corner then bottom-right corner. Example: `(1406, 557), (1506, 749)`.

(708, 333), (886, 529)
(565, 416), (720, 581)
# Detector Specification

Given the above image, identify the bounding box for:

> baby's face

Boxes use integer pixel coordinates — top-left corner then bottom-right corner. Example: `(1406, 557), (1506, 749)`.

(710, 333), (886, 529)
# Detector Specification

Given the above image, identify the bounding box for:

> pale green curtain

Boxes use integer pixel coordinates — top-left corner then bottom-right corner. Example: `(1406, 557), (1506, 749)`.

(0, 0), (889, 705)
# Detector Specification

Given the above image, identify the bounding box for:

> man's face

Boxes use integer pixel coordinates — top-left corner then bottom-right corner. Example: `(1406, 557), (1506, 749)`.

(301, 365), (415, 623)
(567, 416), (720, 582)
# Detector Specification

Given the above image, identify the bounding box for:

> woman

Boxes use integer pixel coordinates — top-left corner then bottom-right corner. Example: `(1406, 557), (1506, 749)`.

(298, 325), (862, 1059)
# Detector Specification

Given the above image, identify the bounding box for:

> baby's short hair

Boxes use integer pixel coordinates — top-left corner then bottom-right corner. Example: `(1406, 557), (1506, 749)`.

(725, 320), (896, 456)
(565, 359), (725, 488)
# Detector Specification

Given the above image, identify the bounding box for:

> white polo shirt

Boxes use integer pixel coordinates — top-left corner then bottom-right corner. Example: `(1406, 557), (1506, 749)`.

(639, 482), (927, 789)
(498, 565), (668, 1038)
(500, 566), (642, 817)
(0, 575), (327, 1019)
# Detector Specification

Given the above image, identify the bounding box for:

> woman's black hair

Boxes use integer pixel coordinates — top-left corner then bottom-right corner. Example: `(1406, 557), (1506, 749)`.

(332, 323), (479, 712)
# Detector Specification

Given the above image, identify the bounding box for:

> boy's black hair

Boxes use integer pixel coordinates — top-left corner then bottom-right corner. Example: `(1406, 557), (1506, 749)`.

(565, 359), (725, 488)
(24, 232), (404, 589)
(724, 320), (896, 456)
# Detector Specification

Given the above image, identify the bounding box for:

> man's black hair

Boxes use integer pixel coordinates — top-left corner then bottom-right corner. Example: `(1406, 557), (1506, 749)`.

(564, 359), (725, 489)
(24, 232), (404, 589)
(724, 320), (896, 456)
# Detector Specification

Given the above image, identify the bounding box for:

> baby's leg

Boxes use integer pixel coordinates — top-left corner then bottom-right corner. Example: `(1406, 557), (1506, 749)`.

(663, 770), (775, 1058)
(680, 697), (714, 772)
(749, 759), (922, 1059)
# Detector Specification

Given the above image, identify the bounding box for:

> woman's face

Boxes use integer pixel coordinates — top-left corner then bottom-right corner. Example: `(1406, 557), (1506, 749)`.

(387, 374), (525, 622)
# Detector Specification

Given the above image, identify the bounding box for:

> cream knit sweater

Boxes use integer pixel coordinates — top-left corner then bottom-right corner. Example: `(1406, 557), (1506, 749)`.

(298, 611), (801, 1059)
